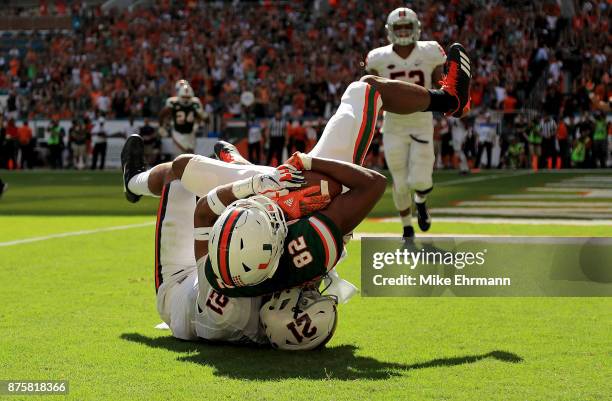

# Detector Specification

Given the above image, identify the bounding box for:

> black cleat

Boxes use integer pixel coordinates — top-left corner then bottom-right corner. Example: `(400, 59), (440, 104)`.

(415, 201), (431, 231)
(440, 43), (471, 118)
(121, 134), (145, 203)
(403, 225), (415, 239)
(214, 140), (251, 165)
(0, 181), (7, 199)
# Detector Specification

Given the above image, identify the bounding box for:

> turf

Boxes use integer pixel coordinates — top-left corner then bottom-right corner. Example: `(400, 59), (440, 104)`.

(0, 170), (611, 401)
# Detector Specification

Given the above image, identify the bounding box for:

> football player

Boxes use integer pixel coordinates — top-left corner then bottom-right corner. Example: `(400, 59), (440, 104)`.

(159, 80), (207, 156)
(124, 42), (471, 297)
(121, 136), (338, 349)
(365, 7), (455, 238)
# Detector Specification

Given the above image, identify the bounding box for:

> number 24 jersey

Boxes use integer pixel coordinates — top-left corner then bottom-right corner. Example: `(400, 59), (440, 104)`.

(204, 212), (343, 297)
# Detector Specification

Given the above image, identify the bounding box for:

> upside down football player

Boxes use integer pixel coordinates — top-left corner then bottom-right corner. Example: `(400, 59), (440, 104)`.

(366, 8), (466, 238)
(120, 44), (471, 348)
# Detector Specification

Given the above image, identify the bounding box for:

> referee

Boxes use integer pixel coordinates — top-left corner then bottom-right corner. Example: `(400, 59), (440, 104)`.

(539, 115), (557, 169)
(266, 111), (287, 166)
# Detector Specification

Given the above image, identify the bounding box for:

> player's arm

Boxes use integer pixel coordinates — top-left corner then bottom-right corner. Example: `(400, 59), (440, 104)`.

(286, 153), (386, 234)
(193, 98), (209, 122)
(159, 106), (172, 126)
(192, 167), (305, 260)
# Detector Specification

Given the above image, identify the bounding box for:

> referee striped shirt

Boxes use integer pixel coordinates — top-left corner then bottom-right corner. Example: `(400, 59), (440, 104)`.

(539, 118), (557, 138)
(268, 118), (286, 138)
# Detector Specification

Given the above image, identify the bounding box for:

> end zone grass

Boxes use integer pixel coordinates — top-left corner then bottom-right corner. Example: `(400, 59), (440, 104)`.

(0, 171), (610, 400)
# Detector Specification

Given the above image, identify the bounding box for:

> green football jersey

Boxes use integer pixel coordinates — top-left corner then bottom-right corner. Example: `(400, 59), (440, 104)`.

(204, 212), (343, 297)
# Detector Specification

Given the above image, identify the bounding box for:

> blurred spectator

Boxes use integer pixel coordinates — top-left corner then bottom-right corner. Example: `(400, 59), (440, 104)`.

(266, 111), (286, 167)
(528, 119), (542, 170)
(592, 112), (608, 168)
(539, 115), (558, 169)
(557, 117), (570, 169)
(140, 118), (159, 167)
(47, 120), (63, 169)
(18, 120), (33, 169)
(292, 120), (307, 153)
(5, 119), (19, 170)
(70, 120), (88, 170)
(90, 118), (107, 170)
(247, 120), (263, 164)
(475, 113), (496, 169)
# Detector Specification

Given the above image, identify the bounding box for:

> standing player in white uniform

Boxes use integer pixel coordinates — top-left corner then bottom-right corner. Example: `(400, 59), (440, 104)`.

(365, 8), (447, 238)
(159, 80), (207, 156)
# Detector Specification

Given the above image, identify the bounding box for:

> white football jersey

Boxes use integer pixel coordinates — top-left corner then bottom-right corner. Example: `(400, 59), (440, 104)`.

(194, 260), (268, 345)
(366, 41), (446, 133)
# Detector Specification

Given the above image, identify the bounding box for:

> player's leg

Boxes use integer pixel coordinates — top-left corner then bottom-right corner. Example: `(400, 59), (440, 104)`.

(172, 153), (273, 197)
(383, 133), (414, 238)
(155, 178), (200, 340)
(407, 130), (435, 232)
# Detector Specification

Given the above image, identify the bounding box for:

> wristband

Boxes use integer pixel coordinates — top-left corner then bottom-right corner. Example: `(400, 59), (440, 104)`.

(206, 189), (226, 215)
(232, 176), (255, 199)
(194, 226), (211, 241)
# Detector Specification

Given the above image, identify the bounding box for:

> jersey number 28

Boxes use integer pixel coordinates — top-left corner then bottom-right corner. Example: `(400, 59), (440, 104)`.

(288, 236), (313, 268)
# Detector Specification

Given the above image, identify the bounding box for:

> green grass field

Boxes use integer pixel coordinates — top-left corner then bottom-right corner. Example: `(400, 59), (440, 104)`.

(0, 170), (611, 401)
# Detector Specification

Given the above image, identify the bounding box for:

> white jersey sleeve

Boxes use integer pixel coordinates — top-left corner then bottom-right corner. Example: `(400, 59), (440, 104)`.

(365, 46), (388, 74)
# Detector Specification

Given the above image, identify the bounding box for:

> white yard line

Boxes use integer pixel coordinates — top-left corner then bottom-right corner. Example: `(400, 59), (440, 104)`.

(456, 200), (612, 207)
(373, 217), (612, 226)
(490, 193), (612, 199)
(353, 232), (612, 243)
(0, 222), (155, 247)
(430, 207), (612, 219)
(436, 170), (532, 186)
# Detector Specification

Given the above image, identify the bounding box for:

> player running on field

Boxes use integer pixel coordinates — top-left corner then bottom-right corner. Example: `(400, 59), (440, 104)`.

(365, 8), (465, 238)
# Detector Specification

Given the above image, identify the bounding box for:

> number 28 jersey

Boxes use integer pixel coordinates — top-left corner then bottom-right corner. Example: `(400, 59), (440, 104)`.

(365, 41), (446, 133)
(204, 212), (343, 297)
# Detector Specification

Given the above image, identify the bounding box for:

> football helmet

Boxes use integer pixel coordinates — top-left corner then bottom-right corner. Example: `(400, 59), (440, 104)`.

(209, 196), (288, 287)
(260, 288), (338, 351)
(174, 79), (190, 94)
(386, 7), (421, 46)
(177, 84), (194, 105)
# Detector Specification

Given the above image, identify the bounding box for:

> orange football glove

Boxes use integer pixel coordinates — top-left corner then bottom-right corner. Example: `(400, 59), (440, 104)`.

(274, 186), (331, 220)
(285, 152), (312, 171)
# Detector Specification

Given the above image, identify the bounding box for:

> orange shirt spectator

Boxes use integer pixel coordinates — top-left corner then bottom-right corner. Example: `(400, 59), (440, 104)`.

(18, 123), (33, 145)
(557, 121), (568, 140)
(503, 95), (517, 112)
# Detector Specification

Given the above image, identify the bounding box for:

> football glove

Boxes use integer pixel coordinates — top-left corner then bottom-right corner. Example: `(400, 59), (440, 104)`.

(274, 186), (331, 220)
(285, 152), (313, 171)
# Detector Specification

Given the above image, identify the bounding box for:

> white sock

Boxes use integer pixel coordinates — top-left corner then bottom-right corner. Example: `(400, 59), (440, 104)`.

(414, 193), (427, 204)
(400, 213), (412, 227)
(128, 170), (154, 196)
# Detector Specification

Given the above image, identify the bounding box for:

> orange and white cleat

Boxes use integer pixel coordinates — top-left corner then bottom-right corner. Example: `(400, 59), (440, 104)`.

(440, 43), (471, 118)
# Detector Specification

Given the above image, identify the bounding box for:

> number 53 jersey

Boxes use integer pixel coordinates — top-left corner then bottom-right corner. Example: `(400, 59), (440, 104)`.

(365, 41), (446, 134)
(203, 212), (344, 297)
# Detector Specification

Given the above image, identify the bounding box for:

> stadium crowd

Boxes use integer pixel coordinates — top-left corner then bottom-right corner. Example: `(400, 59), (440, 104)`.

(0, 0), (610, 170)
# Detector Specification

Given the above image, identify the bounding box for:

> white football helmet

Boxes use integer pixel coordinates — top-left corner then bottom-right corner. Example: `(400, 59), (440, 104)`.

(209, 196), (288, 288)
(260, 288), (338, 351)
(174, 79), (190, 94)
(177, 84), (194, 105)
(386, 7), (421, 46)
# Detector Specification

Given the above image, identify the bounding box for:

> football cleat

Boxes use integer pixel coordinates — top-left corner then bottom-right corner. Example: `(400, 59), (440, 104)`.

(415, 201), (431, 231)
(121, 134), (145, 204)
(440, 43), (471, 118)
(403, 225), (415, 239)
(214, 140), (251, 165)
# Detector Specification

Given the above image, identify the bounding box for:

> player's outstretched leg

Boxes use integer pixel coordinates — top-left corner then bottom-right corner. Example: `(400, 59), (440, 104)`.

(214, 140), (251, 165)
(122, 134), (175, 201)
(122, 135), (146, 203)
(361, 43), (471, 117)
